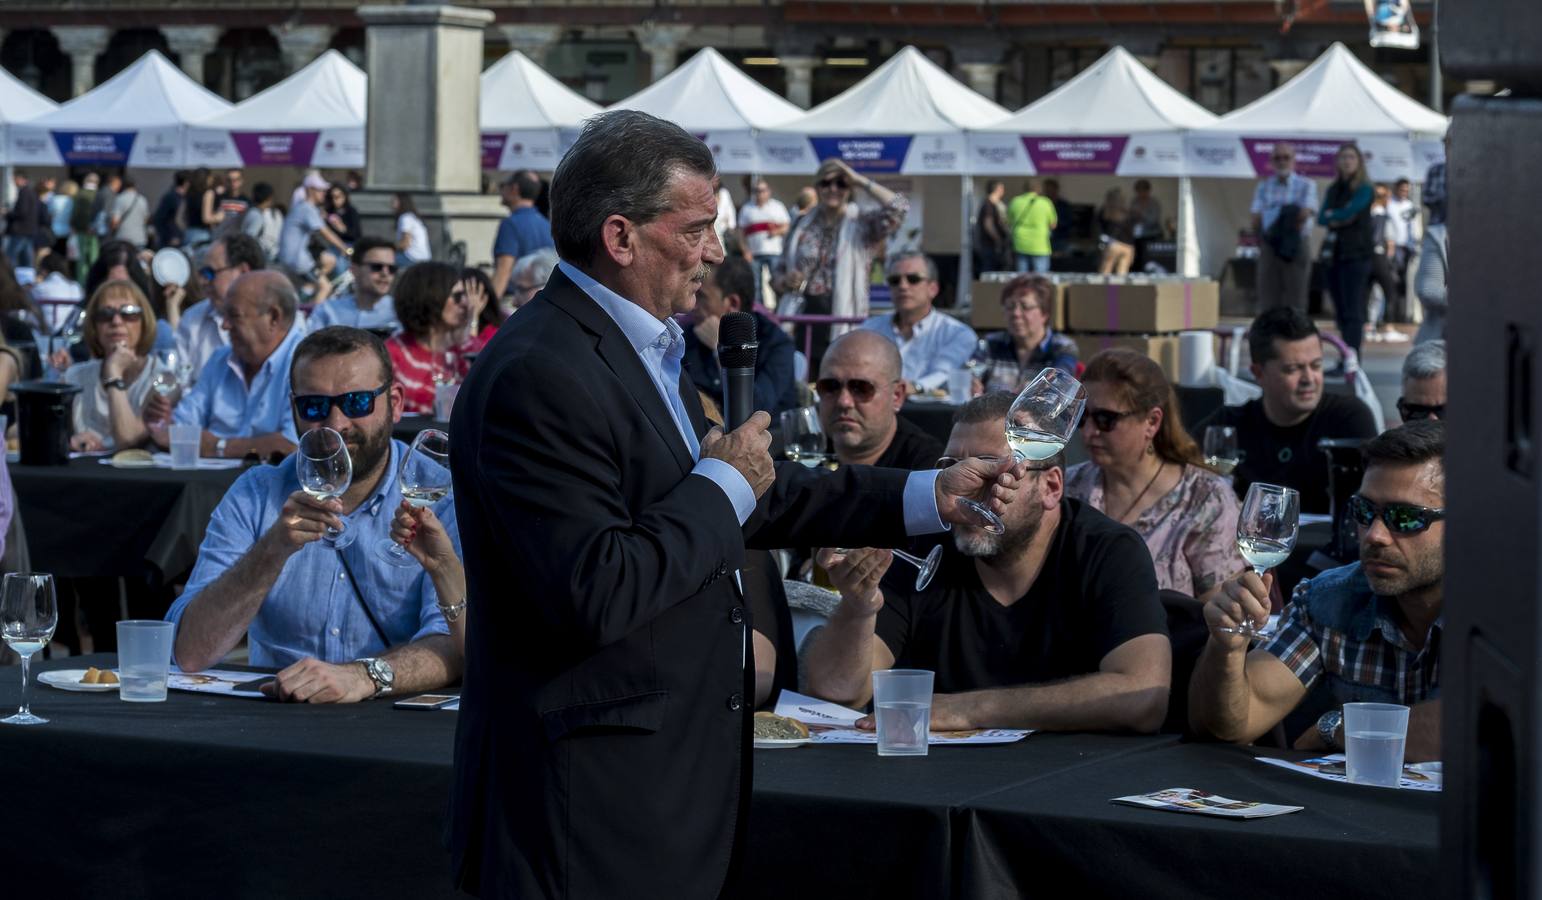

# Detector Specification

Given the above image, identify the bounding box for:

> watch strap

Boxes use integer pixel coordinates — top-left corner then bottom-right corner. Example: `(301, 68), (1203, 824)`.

(102, 377), (128, 391)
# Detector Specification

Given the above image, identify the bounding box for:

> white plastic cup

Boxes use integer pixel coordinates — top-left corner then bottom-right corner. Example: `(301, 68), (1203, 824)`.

(1344, 702), (1410, 787)
(433, 382), (459, 421)
(947, 369), (973, 404)
(872, 669), (934, 757)
(169, 424), (201, 469)
(116, 620), (176, 702)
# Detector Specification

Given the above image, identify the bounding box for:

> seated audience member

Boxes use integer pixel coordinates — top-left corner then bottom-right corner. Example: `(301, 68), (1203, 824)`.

(308, 236), (400, 333)
(980, 274), (1079, 393)
(174, 234), (266, 382)
(31, 251), (83, 331)
(683, 255), (798, 418)
(805, 391), (1171, 733)
(63, 280), (158, 452)
(1188, 421), (1445, 760)
(459, 267), (501, 343)
(385, 261), (489, 415)
(166, 326), (464, 701)
(1065, 349), (1243, 602)
(1197, 307), (1377, 513)
(1397, 339), (1445, 423)
(817, 329), (941, 469)
(161, 270), (303, 458)
(859, 251), (975, 395)
(504, 247), (557, 316)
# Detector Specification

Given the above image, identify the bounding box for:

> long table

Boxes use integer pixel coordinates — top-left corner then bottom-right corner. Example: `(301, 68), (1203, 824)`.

(1, 655), (1438, 899)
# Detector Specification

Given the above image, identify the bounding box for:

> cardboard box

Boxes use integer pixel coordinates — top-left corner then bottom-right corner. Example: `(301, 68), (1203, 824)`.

(969, 279), (1069, 332)
(1066, 280), (1219, 334)
(1076, 333), (1182, 382)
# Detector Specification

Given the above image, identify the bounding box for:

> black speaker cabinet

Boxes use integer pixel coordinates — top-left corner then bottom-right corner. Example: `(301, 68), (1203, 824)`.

(1443, 94), (1542, 900)
(1439, 0), (1542, 91)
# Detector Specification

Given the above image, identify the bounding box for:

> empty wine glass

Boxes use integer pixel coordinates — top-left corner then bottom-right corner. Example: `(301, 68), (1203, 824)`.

(1, 573), (58, 726)
(1221, 482), (1300, 639)
(780, 406), (830, 468)
(297, 427), (354, 549)
(1204, 426), (1240, 476)
(148, 349), (183, 427)
(832, 545), (944, 592)
(967, 337), (993, 383)
(379, 429), (451, 568)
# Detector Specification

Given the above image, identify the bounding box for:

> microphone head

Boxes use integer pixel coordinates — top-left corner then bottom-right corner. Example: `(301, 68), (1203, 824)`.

(718, 312), (759, 369)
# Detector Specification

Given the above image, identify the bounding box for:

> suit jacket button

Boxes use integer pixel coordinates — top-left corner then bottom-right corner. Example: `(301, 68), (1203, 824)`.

(727, 692), (743, 711)
(717, 562), (728, 576)
(730, 607), (745, 625)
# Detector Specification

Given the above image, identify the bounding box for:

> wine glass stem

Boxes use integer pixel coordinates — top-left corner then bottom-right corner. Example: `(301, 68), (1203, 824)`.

(892, 550), (924, 569)
(17, 652), (31, 717)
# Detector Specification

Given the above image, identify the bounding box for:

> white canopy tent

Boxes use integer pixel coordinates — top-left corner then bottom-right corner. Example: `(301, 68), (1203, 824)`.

(608, 47), (805, 174)
(7, 51), (230, 168)
(0, 67), (57, 165)
(186, 50), (366, 168)
(480, 50), (602, 171)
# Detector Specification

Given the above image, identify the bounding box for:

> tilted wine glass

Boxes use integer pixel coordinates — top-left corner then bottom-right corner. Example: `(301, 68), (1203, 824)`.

(379, 429), (451, 568)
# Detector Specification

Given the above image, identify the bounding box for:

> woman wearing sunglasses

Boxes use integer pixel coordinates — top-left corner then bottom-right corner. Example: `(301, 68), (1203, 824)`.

(1063, 349), (1244, 603)
(62, 279), (159, 452)
(774, 157), (907, 369)
(385, 262), (490, 415)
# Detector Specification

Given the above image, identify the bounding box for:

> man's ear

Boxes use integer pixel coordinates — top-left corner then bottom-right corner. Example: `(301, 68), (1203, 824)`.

(726, 293), (745, 313)
(600, 214), (636, 267)
(1249, 362), (1264, 382)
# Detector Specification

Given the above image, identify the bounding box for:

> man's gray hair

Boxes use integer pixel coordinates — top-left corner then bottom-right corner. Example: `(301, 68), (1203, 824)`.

(548, 110), (717, 266)
(887, 250), (938, 284)
(247, 271), (297, 327)
(513, 247), (559, 289)
(1402, 340), (1446, 381)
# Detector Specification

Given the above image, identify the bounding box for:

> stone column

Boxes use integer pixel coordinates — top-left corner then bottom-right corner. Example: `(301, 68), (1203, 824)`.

(270, 24), (336, 74)
(356, 5), (506, 268)
(780, 56), (818, 109)
(498, 23), (563, 67)
(52, 26), (112, 97)
(633, 22), (692, 85)
(162, 25), (222, 87)
(958, 62), (1005, 101)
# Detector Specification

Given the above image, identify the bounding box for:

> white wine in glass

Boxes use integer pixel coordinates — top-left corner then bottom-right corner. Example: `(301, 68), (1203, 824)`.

(1, 573), (58, 726)
(780, 406), (829, 468)
(1203, 426), (1240, 476)
(297, 427), (354, 549)
(380, 429), (451, 568)
(1221, 482), (1299, 639)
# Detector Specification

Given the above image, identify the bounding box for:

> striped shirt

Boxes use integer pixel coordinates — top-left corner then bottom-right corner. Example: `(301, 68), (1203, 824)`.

(1261, 562), (1440, 707)
(385, 329), (491, 415)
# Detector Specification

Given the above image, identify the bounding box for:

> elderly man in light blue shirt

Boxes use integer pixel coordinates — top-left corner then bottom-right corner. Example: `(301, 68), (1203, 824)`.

(167, 325), (462, 703)
(160, 271), (303, 459)
(309, 236), (400, 334)
(859, 251), (977, 395)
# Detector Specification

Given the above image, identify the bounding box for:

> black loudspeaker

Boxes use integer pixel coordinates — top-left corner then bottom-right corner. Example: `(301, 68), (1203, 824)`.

(1439, 0), (1542, 91)
(1443, 94), (1542, 900)
(11, 380), (81, 466)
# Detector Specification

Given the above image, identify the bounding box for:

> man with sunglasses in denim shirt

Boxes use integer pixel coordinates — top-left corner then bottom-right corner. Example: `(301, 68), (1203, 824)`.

(166, 326), (462, 703)
(1190, 421), (1445, 761)
(307, 236), (400, 334)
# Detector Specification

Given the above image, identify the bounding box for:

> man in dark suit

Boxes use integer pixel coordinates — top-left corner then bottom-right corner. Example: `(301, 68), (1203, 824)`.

(449, 110), (1024, 899)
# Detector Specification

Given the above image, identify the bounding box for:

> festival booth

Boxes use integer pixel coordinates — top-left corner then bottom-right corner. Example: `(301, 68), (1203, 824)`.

(185, 50), (366, 169)
(0, 67), (57, 166)
(1184, 42), (1449, 281)
(7, 51), (230, 169)
(608, 47), (804, 174)
(479, 50), (601, 172)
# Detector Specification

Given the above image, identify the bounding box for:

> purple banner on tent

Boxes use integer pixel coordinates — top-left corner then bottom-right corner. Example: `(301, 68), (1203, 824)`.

(51, 131), (135, 165)
(480, 133), (508, 170)
(231, 132), (321, 167)
(1022, 136), (1128, 174)
(1242, 137), (1352, 178)
(808, 136), (912, 173)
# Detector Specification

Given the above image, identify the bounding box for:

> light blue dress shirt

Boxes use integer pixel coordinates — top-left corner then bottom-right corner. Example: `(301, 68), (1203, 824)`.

(172, 322), (304, 442)
(308, 293), (399, 334)
(859, 310), (979, 393)
(165, 439), (457, 669)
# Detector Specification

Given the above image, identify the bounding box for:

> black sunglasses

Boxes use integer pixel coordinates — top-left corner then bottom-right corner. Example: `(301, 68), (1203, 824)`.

(816, 377), (889, 403)
(199, 264), (236, 283)
(365, 262), (398, 275)
(292, 385), (389, 422)
(887, 273), (927, 286)
(1396, 398), (1444, 422)
(817, 177), (850, 190)
(93, 304), (143, 323)
(1080, 407), (1140, 432)
(1347, 494), (1445, 535)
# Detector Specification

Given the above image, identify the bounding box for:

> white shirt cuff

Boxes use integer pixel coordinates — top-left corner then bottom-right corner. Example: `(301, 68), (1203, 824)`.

(902, 469), (948, 536)
(693, 458), (756, 525)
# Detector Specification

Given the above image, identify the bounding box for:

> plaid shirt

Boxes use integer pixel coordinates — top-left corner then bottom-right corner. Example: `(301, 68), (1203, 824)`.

(1423, 162), (1447, 226)
(1261, 562), (1441, 707)
(1251, 172), (1318, 236)
(980, 329), (1080, 394)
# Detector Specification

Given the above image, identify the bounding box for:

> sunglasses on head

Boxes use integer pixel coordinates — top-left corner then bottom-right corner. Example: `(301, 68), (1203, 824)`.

(817, 177), (850, 190)
(1396, 398), (1444, 422)
(887, 273), (927, 286)
(291, 385), (388, 422)
(93, 304), (143, 323)
(1080, 407), (1140, 432)
(815, 377), (889, 403)
(365, 262), (398, 275)
(1348, 494), (1445, 535)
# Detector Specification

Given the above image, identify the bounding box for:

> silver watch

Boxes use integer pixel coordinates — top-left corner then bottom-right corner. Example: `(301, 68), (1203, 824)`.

(357, 657), (395, 697)
(1317, 709), (1344, 749)
(215, 437), (229, 458)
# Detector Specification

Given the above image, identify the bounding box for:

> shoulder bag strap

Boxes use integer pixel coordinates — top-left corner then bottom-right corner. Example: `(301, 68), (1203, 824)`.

(337, 548), (392, 649)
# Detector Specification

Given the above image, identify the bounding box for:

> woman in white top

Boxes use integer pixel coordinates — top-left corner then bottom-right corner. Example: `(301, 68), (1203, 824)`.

(63, 279), (159, 452)
(394, 192), (432, 266)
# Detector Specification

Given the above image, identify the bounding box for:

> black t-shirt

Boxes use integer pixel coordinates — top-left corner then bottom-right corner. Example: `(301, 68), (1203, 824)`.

(874, 499), (1166, 695)
(1200, 393), (1377, 514)
(874, 416), (944, 471)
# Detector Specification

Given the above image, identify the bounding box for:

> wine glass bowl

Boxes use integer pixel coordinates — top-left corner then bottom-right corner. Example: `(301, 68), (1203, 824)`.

(780, 406), (830, 469)
(1, 573), (58, 726)
(1221, 482), (1299, 639)
(1203, 426), (1240, 476)
(379, 429), (452, 567)
(1006, 367), (1086, 463)
(297, 427), (354, 549)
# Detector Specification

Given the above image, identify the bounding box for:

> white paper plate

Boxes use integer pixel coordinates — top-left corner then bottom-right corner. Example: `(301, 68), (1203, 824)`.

(39, 669), (119, 692)
(151, 248), (191, 287)
(753, 737), (811, 749)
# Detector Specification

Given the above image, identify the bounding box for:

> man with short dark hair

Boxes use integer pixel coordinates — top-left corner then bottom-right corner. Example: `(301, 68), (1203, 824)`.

(1007, 179), (1057, 273)
(490, 169), (554, 298)
(3, 172), (41, 268)
(308, 236), (399, 333)
(806, 391), (1171, 733)
(1189, 420), (1445, 761)
(682, 255), (797, 416)
(172, 233), (268, 383)
(152, 171), (190, 249)
(165, 325), (462, 702)
(817, 329), (940, 470)
(1198, 307), (1377, 513)
(858, 251), (976, 395)
(1398, 339), (1445, 423)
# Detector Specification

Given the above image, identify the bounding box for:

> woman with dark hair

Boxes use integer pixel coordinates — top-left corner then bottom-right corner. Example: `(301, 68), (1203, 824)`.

(62, 279), (159, 451)
(385, 261), (489, 413)
(1318, 143), (1376, 358)
(393, 192), (431, 267)
(325, 183), (361, 247)
(184, 168), (214, 248)
(979, 274), (1079, 393)
(459, 267), (501, 336)
(1064, 348), (1243, 602)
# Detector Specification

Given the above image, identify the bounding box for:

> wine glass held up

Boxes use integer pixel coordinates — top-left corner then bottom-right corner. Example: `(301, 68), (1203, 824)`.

(297, 427), (355, 549)
(1220, 482), (1299, 639)
(956, 367), (1086, 533)
(1, 573), (58, 726)
(379, 429), (451, 567)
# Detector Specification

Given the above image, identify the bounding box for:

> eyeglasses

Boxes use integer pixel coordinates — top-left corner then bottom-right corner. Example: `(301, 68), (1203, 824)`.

(935, 454), (1054, 471)
(1348, 494), (1445, 535)
(199, 264), (236, 283)
(291, 385), (389, 422)
(1080, 407), (1141, 432)
(1396, 398), (1444, 422)
(365, 262), (398, 275)
(92, 304), (143, 323)
(815, 377), (892, 403)
(886, 273), (927, 286)
(817, 177), (849, 191)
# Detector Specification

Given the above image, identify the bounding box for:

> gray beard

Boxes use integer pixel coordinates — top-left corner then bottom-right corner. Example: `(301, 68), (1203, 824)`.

(954, 505), (1043, 563)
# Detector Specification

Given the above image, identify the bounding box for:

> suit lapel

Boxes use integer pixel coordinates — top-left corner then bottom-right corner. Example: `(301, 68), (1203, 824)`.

(681, 371), (711, 441)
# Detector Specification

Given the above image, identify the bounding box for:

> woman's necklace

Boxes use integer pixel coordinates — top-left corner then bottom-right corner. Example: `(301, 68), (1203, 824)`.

(1108, 460), (1165, 524)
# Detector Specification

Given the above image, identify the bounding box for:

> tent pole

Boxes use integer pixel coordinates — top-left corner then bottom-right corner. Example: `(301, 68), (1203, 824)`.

(958, 175), (974, 311)
(1176, 175), (1200, 278)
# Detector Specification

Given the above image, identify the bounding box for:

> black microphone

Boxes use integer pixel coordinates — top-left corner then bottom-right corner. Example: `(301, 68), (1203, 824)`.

(717, 312), (759, 431)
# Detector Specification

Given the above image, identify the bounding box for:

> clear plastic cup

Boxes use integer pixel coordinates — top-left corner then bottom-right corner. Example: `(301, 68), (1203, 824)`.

(116, 620), (175, 702)
(169, 424), (201, 469)
(1344, 702), (1410, 787)
(872, 669), (934, 757)
(947, 369), (973, 404)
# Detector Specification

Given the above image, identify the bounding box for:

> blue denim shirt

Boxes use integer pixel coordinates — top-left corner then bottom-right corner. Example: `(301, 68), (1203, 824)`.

(308, 293), (399, 334)
(172, 322), (304, 442)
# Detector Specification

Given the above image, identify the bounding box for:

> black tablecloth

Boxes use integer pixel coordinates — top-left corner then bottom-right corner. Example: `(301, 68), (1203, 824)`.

(0, 655), (1438, 899)
(11, 460), (243, 583)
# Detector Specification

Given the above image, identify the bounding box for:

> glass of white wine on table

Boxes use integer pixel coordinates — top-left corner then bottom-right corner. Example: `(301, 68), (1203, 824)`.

(957, 367), (1087, 535)
(1203, 425), (1240, 476)
(297, 426), (355, 549)
(1, 573), (58, 726)
(1221, 482), (1300, 640)
(780, 406), (830, 469)
(379, 428), (451, 567)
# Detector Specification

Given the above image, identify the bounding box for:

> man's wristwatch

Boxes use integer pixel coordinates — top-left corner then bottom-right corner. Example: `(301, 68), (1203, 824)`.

(1317, 709), (1344, 749)
(437, 597), (467, 623)
(215, 437), (229, 458)
(357, 657), (395, 697)
(102, 377), (128, 392)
